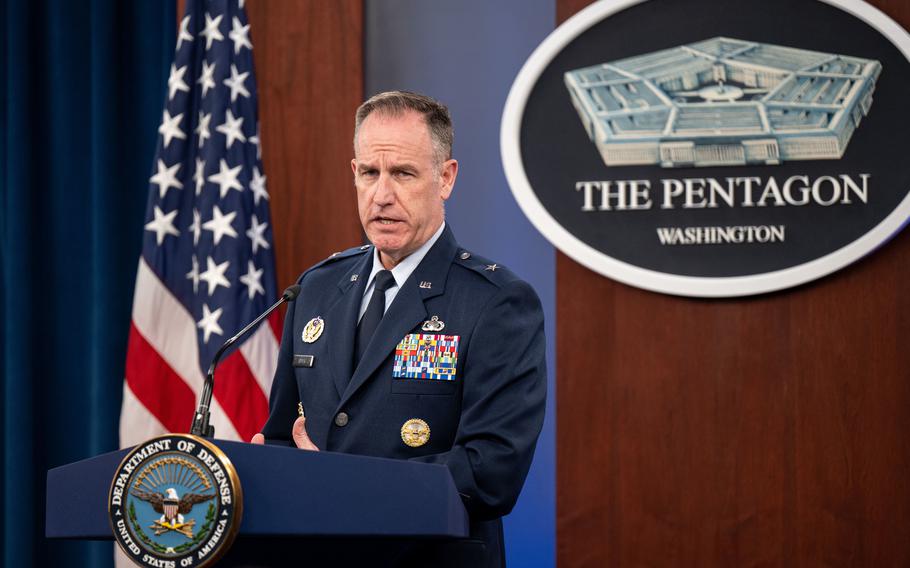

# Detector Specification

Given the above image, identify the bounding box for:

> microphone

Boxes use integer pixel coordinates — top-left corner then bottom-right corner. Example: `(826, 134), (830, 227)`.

(189, 284), (301, 437)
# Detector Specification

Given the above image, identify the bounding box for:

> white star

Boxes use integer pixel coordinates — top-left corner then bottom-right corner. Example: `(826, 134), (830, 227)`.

(144, 206), (180, 245)
(189, 208), (202, 245)
(199, 256), (231, 296)
(202, 205), (238, 245)
(186, 255), (200, 293)
(200, 13), (224, 50)
(197, 60), (216, 97)
(249, 166), (269, 205)
(197, 303), (224, 344)
(246, 214), (271, 253)
(229, 16), (252, 54)
(216, 109), (246, 149)
(149, 159), (183, 199)
(207, 159), (243, 198)
(194, 158), (206, 195)
(167, 64), (190, 100)
(158, 110), (186, 148)
(223, 64), (250, 102)
(239, 260), (265, 300)
(196, 111), (211, 148)
(249, 123), (261, 159)
(176, 15), (193, 50)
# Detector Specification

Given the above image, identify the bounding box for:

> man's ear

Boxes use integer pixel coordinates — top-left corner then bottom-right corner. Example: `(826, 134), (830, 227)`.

(439, 159), (458, 200)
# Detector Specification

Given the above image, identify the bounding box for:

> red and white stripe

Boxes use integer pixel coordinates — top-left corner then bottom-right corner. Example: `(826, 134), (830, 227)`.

(119, 258), (278, 446)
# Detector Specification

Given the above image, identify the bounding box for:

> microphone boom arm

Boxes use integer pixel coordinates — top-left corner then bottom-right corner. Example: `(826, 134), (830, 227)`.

(189, 285), (300, 437)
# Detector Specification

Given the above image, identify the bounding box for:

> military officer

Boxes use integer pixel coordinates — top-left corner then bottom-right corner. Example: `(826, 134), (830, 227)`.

(253, 91), (546, 568)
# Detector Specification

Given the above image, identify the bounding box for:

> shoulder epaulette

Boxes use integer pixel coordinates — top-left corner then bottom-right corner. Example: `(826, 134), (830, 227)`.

(452, 248), (515, 286)
(295, 244), (372, 283)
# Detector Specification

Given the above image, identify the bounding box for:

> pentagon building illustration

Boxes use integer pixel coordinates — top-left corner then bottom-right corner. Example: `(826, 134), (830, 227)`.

(564, 37), (881, 168)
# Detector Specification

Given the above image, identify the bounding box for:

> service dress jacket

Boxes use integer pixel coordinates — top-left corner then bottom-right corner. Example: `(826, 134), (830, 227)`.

(261, 225), (547, 568)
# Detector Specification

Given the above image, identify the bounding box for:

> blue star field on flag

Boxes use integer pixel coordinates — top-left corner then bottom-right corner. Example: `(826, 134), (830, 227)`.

(141, 0), (277, 371)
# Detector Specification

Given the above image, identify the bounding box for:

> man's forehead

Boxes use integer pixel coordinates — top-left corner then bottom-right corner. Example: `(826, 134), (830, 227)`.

(355, 111), (433, 156)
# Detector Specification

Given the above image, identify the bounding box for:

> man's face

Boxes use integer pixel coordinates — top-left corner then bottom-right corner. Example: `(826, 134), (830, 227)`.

(352, 110), (457, 268)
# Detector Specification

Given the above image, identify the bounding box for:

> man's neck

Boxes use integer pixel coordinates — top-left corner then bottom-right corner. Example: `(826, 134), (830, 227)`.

(379, 251), (403, 270)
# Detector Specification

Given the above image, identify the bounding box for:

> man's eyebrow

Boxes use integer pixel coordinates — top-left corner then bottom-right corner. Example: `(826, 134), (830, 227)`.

(357, 162), (419, 173)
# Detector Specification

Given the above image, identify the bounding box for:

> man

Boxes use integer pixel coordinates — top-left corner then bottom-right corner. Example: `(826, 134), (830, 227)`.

(254, 91), (546, 567)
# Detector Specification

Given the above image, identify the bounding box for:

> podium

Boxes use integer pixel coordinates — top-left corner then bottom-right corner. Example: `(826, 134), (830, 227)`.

(46, 440), (478, 567)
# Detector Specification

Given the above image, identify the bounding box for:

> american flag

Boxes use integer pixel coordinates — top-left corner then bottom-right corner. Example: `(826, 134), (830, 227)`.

(120, 0), (278, 446)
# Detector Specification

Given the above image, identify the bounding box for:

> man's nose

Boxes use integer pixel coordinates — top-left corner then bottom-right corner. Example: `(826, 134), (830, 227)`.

(373, 172), (395, 205)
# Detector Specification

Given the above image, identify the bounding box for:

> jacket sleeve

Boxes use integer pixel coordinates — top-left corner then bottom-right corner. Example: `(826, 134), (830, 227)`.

(408, 279), (547, 520)
(259, 283), (299, 447)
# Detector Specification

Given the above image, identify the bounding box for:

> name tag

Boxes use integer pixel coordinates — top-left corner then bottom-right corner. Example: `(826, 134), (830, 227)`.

(393, 334), (459, 380)
(292, 354), (315, 368)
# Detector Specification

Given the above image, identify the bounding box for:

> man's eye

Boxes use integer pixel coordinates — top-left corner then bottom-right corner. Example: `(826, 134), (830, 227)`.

(360, 170), (378, 177)
(395, 171), (413, 178)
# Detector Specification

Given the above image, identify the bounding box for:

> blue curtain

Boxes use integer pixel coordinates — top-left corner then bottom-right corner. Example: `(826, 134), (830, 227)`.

(1, 1), (174, 565)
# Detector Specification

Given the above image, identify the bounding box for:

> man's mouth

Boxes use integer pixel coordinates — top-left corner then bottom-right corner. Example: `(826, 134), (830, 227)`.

(375, 217), (401, 225)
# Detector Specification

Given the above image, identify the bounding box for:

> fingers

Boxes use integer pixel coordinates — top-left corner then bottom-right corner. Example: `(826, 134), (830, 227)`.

(291, 415), (320, 451)
(250, 433), (265, 445)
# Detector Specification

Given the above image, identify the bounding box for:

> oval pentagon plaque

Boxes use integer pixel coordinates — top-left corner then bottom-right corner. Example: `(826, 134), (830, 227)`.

(502, 0), (910, 297)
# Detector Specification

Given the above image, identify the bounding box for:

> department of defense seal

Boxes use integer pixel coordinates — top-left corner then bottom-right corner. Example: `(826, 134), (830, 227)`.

(302, 316), (324, 343)
(401, 418), (431, 448)
(108, 434), (243, 568)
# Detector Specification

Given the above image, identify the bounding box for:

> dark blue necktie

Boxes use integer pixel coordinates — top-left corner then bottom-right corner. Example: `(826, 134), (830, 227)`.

(355, 270), (395, 366)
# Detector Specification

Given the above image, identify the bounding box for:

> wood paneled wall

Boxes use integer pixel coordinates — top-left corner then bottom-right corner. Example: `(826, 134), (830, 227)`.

(556, 1), (910, 566)
(246, 1), (364, 289)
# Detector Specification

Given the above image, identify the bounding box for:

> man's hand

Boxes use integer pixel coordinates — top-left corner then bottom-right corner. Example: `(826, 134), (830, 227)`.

(249, 415), (319, 450)
(291, 415), (319, 451)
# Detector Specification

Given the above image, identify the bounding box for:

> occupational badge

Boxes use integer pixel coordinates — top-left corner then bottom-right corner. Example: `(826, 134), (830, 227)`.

(108, 434), (242, 568)
(301, 316), (324, 343)
(421, 315), (445, 332)
(401, 418), (431, 448)
(393, 334), (460, 380)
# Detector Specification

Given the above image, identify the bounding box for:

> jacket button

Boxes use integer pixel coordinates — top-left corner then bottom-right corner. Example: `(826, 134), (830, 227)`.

(334, 412), (349, 427)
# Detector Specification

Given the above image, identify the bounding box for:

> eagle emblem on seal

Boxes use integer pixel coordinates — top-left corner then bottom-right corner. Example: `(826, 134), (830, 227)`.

(130, 486), (215, 538)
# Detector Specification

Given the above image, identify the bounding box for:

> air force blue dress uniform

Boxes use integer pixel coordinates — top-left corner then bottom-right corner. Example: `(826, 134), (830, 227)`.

(261, 225), (547, 567)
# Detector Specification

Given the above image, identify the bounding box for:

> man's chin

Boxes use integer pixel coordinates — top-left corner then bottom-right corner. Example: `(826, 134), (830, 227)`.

(367, 229), (406, 250)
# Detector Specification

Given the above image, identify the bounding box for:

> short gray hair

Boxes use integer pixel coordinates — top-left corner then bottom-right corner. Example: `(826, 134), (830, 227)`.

(354, 90), (454, 163)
